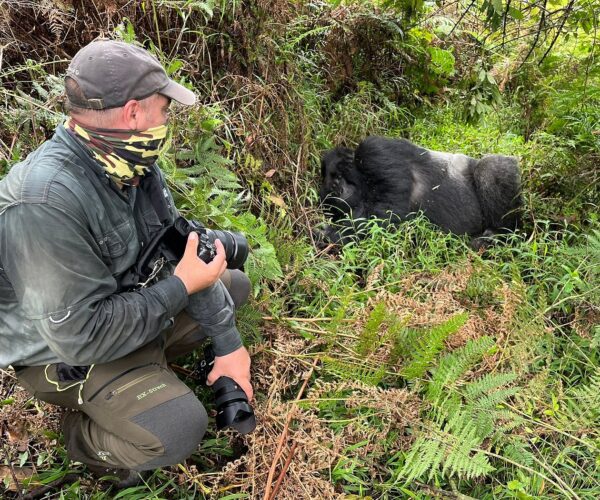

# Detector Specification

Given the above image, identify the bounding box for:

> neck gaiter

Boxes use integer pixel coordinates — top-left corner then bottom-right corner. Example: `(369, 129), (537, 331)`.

(65, 117), (168, 183)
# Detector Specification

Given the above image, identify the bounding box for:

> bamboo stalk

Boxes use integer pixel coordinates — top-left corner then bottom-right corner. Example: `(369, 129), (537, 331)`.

(270, 442), (298, 499)
(263, 357), (319, 500)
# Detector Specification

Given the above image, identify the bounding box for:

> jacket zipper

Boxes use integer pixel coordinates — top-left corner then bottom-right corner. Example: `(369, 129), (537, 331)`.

(87, 363), (156, 402)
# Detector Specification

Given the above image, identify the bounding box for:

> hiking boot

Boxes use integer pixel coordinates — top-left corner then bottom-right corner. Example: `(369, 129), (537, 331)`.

(87, 463), (148, 489)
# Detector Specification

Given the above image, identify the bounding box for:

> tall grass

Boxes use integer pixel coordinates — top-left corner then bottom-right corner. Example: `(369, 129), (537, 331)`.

(0, 0), (599, 498)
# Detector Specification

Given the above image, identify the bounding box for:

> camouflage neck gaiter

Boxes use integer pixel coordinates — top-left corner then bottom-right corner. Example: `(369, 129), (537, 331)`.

(65, 117), (168, 183)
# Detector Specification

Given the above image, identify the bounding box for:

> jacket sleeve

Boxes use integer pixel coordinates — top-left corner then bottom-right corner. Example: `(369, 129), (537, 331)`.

(150, 166), (243, 356)
(186, 282), (242, 356)
(0, 202), (189, 366)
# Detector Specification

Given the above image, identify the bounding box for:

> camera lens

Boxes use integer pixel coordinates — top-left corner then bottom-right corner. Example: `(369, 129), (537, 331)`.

(206, 229), (249, 270)
(212, 376), (256, 435)
(195, 345), (256, 435)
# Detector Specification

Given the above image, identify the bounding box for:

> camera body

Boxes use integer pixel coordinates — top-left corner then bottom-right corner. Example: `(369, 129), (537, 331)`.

(163, 217), (249, 270)
(124, 216), (250, 289)
(196, 344), (256, 435)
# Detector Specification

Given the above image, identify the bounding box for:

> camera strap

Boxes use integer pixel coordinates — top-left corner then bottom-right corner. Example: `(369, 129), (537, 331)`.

(136, 257), (167, 288)
(140, 168), (174, 225)
(119, 170), (176, 290)
(119, 224), (177, 290)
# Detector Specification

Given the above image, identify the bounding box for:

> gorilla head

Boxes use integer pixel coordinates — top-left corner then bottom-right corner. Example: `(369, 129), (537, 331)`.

(319, 136), (522, 248)
(319, 147), (366, 220)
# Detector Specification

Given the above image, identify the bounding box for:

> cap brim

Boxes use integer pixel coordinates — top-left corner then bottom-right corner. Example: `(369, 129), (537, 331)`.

(159, 79), (196, 106)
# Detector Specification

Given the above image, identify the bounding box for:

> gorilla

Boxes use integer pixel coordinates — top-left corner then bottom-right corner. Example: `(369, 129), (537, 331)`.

(319, 136), (522, 249)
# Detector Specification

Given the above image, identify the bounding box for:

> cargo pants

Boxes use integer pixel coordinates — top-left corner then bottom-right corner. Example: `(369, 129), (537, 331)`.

(15, 270), (250, 471)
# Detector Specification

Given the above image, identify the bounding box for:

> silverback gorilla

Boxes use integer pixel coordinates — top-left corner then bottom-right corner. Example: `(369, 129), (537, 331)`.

(319, 136), (522, 249)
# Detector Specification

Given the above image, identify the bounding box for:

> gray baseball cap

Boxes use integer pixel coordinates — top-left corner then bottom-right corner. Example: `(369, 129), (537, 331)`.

(66, 40), (196, 110)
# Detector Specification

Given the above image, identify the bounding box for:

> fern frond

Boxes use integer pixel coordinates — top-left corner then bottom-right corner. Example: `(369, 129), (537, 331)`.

(493, 409), (526, 433)
(401, 413), (495, 482)
(322, 357), (386, 386)
(472, 387), (520, 413)
(440, 410), (495, 479)
(400, 334), (523, 483)
(463, 372), (518, 401)
(562, 368), (600, 427)
(356, 302), (387, 356)
(427, 336), (496, 403)
(401, 312), (469, 380)
(401, 436), (444, 483)
(502, 440), (536, 468)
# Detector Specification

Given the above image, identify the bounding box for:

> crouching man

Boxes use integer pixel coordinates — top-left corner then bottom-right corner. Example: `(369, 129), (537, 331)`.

(0, 40), (253, 487)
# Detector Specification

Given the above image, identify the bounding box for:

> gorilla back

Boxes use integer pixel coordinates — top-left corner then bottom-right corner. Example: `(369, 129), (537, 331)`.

(319, 136), (522, 247)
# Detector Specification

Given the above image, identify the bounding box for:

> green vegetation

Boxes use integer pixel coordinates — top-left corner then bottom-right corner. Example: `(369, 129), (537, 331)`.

(0, 1), (598, 498)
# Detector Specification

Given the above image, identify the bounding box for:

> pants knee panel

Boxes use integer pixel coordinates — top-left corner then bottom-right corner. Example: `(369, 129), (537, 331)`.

(225, 269), (251, 308)
(132, 392), (208, 470)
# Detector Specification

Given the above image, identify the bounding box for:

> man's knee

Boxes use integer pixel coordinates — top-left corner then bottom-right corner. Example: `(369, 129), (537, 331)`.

(132, 392), (208, 470)
(222, 269), (251, 308)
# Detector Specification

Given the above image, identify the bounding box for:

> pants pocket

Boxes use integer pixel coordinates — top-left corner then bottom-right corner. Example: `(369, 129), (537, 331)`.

(17, 364), (83, 408)
(85, 363), (191, 421)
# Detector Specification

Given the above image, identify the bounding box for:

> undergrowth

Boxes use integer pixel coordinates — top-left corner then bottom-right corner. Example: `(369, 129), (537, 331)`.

(1, 0), (599, 499)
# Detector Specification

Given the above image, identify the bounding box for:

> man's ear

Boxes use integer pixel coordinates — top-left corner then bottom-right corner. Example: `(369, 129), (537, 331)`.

(122, 100), (142, 129)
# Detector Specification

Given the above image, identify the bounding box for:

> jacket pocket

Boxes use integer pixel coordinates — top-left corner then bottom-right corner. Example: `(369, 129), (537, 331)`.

(98, 220), (134, 258)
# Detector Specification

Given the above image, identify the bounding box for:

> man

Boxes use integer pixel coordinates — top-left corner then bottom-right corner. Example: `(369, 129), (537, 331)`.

(0, 40), (253, 486)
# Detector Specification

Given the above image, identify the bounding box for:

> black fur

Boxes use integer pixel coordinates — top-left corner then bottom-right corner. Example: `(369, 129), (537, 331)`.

(319, 136), (522, 248)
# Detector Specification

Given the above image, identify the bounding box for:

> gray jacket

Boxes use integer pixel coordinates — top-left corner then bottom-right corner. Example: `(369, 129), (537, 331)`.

(0, 125), (240, 368)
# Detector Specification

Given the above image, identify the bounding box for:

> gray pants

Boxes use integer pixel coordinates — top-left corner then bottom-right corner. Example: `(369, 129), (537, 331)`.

(16, 270), (250, 471)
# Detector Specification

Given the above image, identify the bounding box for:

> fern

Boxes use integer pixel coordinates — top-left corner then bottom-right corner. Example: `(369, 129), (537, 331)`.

(399, 337), (522, 482)
(322, 357), (386, 386)
(561, 368), (600, 428)
(355, 302), (387, 356)
(402, 415), (495, 482)
(400, 313), (469, 380)
(463, 372), (518, 401)
(427, 336), (496, 404)
(502, 439), (536, 468)
(440, 409), (495, 479)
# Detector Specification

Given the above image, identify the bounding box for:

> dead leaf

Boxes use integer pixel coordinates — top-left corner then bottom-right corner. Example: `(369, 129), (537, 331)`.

(245, 133), (257, 146)
(0, 465), (35, 491)
(265, 169), (277, 178)
(268, 195), (286, 208)
(6, 419), (29, 450)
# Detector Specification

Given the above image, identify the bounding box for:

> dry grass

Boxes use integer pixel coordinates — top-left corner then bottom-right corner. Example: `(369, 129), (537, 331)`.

(185, 326), (421, 498)
(0, 368), (62, 492)
(0, 260), (532, 498)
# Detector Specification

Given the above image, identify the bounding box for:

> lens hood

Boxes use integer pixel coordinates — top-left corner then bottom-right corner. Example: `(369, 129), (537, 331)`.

(212, 376), (256, 435)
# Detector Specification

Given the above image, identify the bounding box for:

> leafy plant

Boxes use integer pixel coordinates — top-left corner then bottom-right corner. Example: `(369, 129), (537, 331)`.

(399, 313), (469, 380)
(161, 116), (283, 290)
(400, 337), (521, 482)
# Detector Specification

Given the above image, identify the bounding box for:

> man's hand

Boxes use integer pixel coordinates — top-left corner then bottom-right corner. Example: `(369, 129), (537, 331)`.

(207, 346), (253, 400)
(174, 232), (227, 294)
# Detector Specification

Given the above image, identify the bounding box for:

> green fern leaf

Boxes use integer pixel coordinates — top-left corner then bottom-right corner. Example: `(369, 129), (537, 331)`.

(356, 302), (387, 356)
(464, 372), (518, 401)
(428, 336), (496, 403)
(401, 312), (469, 380)
(322, 357), (386, 386)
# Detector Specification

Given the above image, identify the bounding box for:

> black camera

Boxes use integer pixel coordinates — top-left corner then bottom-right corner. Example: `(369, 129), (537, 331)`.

(164, 217), (249, 270)
(196, 344), (256, 435)
(125, 216), (250, 289)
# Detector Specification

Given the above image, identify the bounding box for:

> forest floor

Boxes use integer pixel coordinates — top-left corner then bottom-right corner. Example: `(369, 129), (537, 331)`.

(1, 1), (599, 499)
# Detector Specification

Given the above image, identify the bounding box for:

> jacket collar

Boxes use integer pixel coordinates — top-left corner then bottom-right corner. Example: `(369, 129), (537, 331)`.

(55, 124), (106, 177)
